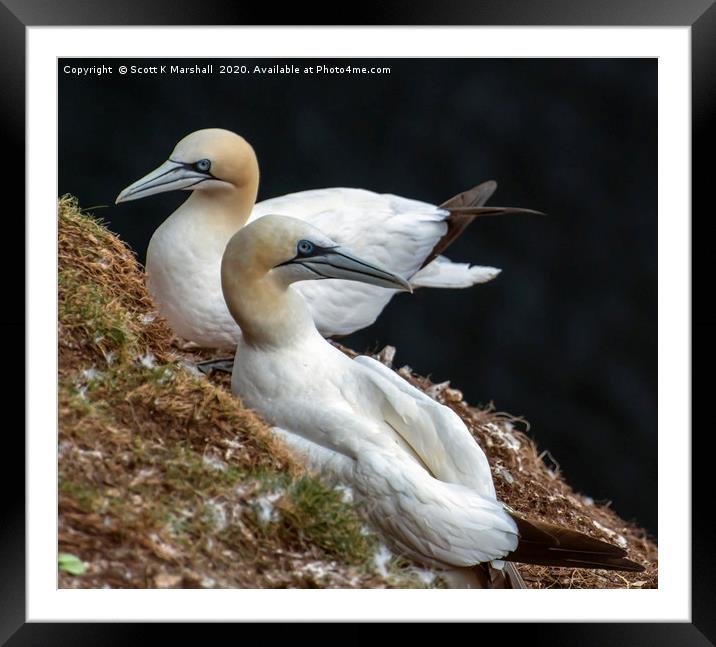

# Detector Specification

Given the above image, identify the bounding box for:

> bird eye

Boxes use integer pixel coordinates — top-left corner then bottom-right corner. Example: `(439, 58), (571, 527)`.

(297, 240), (314, 256)
(194, 158), (211, 173)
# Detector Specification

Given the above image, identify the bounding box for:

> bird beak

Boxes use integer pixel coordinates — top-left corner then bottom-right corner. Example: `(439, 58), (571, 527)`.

(294, 247), (413, 293)
(115, 160), (212, 204)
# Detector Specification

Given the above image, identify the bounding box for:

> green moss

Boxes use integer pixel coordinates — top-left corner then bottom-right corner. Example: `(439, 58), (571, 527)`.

(160, 445), (245, 494)
(278, 476), (376, 565)
(64, 382), (94, 416)
(59, 478), (101, 513)
(59, 268), (138, 361)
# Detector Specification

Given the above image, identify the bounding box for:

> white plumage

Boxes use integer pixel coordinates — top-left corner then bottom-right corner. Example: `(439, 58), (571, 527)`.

(252, 187), (500, 337)
(223, 214), (519, 570)
(220, 214), (643, 583)
(116, 129), (518, 350)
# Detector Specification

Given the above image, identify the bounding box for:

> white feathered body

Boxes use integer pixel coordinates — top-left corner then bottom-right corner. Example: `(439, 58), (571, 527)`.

(146, 197), (240, 349)
(147, 188), (499, 349)
(231, 320), (518, 568)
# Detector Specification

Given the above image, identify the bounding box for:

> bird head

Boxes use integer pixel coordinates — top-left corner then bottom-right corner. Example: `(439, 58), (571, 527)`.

(221, 214), (413, 293)
(115, 128), (258, 204)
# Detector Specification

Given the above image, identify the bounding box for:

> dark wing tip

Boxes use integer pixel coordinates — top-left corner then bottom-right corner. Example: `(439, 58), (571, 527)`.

(507, 514), (647, 572)
(422, 184), (543, 269)
(440, 181), (498, 210)
(445, 206), (546, 217)
(612, 558), (646, 573)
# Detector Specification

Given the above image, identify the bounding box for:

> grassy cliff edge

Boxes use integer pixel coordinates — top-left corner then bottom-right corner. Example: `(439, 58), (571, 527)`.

(58, 196), (657, 589)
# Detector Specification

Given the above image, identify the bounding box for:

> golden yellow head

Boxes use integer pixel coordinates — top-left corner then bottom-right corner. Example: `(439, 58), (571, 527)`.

(170, 129), (258, 189)
(115, 128), (259, 204)
(221, 214), (413, 291)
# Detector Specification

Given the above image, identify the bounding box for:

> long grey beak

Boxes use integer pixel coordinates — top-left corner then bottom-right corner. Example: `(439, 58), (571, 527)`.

(295, 247), (413, 293)
(115, 160), (211, 204)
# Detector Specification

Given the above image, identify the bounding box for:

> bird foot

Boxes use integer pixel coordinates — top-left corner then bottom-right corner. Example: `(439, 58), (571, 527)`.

(196, 357), (235, 375)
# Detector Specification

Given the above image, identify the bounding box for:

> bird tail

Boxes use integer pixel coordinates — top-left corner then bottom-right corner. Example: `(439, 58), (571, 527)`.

(420, 180), (542, 269)
(504, 515), (645, 572)
(409, 255), (501, 289)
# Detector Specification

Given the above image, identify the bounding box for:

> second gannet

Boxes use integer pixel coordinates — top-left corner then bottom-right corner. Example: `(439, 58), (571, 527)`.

(221, 214), (643, 587)
(115, 128), (538, 350)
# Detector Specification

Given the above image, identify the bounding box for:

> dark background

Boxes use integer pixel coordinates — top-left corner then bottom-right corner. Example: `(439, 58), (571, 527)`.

(58, 58), (657, 535)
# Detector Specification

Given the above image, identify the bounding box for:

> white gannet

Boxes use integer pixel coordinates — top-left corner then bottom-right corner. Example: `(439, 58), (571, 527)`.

(220, 214), (643, 587)
(115, 128), (538, 351)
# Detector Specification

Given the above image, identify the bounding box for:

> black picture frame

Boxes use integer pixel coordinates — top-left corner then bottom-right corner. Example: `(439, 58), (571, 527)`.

(5, 0), (709, 642)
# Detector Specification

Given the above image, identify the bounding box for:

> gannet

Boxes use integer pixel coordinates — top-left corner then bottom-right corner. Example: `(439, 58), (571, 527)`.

(221, 214), (643, 587)
(115, 128), (538, 351)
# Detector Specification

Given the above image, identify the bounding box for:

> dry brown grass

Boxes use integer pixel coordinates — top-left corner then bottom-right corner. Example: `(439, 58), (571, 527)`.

(58, 195), (657, 589)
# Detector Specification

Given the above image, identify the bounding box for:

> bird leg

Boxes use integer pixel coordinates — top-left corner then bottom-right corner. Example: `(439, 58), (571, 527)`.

(196, 357), (235, 375)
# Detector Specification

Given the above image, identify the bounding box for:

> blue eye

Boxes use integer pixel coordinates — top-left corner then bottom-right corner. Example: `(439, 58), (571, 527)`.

(297, 240), (314, 255)
(194, 158), (211, 173)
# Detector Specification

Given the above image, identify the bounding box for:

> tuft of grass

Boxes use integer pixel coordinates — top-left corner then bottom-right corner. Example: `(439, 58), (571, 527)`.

(59, 269), (138, 361)
(277, 476), (376, 565)
(58, 194), (173, 365)
(59, 479), (101, 513)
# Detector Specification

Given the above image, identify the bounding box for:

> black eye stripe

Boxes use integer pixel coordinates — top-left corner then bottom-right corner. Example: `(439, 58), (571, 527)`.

(303, 259), (388, 282)
(273, 242), (337, 268)
(182, 177), (211, 190)
(168, 158), (215, 178)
